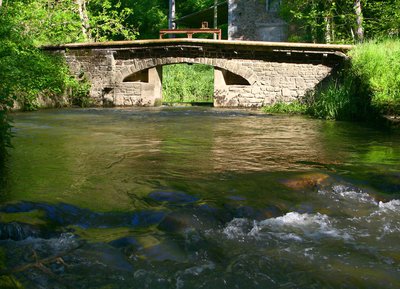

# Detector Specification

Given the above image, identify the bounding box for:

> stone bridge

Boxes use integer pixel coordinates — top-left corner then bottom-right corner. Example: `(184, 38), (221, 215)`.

(44, 39), (352, 107)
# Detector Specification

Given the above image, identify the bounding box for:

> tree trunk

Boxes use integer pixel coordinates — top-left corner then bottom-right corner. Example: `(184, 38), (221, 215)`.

(76, 0), (92, 42)
(354, 0), (364, 42)
(213, 0), (218, 39)
(325, 16), (332, 43)
(169, 0), (176, 29)
(0, 0), (2, 8)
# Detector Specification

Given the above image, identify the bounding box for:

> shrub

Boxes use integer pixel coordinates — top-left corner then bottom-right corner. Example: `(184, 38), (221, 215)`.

(303, 39), (399, 120)
(163, 64), (214, 103)
(349, 39), (400, 115)
(306, 68), (372, 121)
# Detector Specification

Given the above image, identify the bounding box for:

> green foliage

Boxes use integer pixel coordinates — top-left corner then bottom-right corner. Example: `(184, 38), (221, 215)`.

(163, 64), (214, 103)
(262, 101), (307, 114)
(177, 0), (215, 17)
(7, 0), (84, 45)
(363, 0), (400, 38)
(306, 70), (372, 120)
(306, 39), (400, 120)
(281, 0), (400, 43)
(267, 40), (400, 121)
(118, 0), (168, 39)
(88, 0), (137, 42)
(280, 0), (352, 43)
(0, 2), (93, 159)
(64, 73), (92, 107)
(2, 0), (138, 45)
(349, 39), (400, 114)
(117, 0), (216, 39)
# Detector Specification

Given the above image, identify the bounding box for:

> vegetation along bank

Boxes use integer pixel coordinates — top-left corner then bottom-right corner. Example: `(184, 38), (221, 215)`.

(264, 39), (400, 121)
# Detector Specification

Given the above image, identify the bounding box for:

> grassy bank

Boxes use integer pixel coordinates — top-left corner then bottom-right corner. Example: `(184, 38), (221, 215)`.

(162, 64), (214, 103)
(263, 39), (400, 121)
(350, 39), (400, 115)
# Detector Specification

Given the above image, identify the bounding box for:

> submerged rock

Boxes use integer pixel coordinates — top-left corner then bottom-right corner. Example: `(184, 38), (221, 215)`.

(0, 222), (40, 241)
(280, 173), (330, 190)
(147, 191), (199, 204)
(109, 237), (139, 248)
(138, 241), (187, 262)
(70, 243), (134, 272)
(1, 201), (165, 229)
(157, 208), (218, 234)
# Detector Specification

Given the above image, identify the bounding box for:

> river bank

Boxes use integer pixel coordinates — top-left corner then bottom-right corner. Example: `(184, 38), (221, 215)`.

(263, 39), (400, 121)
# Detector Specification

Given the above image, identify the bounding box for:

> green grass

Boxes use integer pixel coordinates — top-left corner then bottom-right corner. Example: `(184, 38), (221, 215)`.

(262, 101), (307, 114)
(306, 69), (372, 121)
(266, 39), (400, 121)
(162, 64), (214, 103)
(349, 39), (400, 115)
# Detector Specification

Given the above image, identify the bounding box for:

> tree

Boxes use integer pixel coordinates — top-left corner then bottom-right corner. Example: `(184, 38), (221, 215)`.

(281, 0), (398, 43)
(354, 0), (364, 42)
(363, 0), (400, 38)
(76, 0), (92, 41)
(88, 0), (137, 41)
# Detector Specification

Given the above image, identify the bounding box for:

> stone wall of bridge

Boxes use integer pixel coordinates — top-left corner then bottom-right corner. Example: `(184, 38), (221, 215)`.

(60, 44), (338, 108)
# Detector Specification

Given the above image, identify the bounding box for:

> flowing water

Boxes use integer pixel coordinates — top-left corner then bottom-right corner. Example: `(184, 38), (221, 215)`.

(0, 107), (399, 288)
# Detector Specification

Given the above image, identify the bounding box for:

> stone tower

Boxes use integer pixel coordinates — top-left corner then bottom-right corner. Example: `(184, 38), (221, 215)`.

(228, 0), (287, 41)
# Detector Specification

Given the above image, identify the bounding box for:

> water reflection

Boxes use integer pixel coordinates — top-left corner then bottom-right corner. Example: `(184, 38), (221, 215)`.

(1, 107), (399, 288)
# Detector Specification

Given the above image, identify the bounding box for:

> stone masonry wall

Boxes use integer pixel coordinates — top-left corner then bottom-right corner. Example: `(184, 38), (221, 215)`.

(64, 49), (115, 105)
(214, 61), (332, 107)
(62, 46), (335, 108)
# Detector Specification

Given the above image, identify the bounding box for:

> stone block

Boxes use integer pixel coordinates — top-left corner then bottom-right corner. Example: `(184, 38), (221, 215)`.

(251, 87), (262, 95)
(281, 88), (292, 97)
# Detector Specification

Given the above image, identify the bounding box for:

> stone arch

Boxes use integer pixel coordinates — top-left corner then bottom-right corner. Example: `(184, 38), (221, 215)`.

(116, 57), (257, 85)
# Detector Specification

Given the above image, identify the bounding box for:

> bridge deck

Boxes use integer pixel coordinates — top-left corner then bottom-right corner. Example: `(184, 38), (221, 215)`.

(43, 38), (353, 54)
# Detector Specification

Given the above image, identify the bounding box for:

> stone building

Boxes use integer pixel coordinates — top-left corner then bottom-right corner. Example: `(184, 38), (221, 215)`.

(228, 0), (287, 41)
(175, 0), (288, 42)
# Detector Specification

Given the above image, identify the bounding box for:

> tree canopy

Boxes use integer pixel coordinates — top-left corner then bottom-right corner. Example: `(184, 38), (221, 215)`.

(281, 0), (400, 43)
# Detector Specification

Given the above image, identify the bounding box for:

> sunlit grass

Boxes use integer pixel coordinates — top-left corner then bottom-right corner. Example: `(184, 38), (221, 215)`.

(262, 101), (307, 114)
(350, 39), (400, 114)
(162, 64), (214, 103)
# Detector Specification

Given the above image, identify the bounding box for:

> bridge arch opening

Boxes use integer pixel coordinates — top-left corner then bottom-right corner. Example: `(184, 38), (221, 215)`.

(116, 59), (256, 107)
(162, 63), (214, 105)
(123, 70), (149, 83)
(221, 69), (250, 85)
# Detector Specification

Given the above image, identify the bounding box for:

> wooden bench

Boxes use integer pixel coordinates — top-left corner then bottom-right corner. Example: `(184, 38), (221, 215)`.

(159, 28), (222, 40)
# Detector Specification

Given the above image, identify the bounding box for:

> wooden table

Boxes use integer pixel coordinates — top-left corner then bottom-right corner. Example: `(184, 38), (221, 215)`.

(159, 28), (222, 40)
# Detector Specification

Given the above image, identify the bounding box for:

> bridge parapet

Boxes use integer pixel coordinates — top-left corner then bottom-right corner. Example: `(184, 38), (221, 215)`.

(44, 39), (352, 107)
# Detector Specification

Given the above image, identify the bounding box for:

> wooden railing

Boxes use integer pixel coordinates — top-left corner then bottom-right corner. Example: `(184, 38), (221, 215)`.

(159, 28), (222, 40)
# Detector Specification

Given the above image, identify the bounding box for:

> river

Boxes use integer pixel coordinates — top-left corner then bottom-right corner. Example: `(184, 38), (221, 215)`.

(1, 107), (399, 288)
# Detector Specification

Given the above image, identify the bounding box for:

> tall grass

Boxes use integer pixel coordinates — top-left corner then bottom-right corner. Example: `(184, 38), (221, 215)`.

(265, 39), (400, 120)
(262, 101), (307, 114)
(162, 64), (214, 103)
(307, 39), (400, 120)
(350, 39), (400, 115)
(306, 69), (372, 120)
